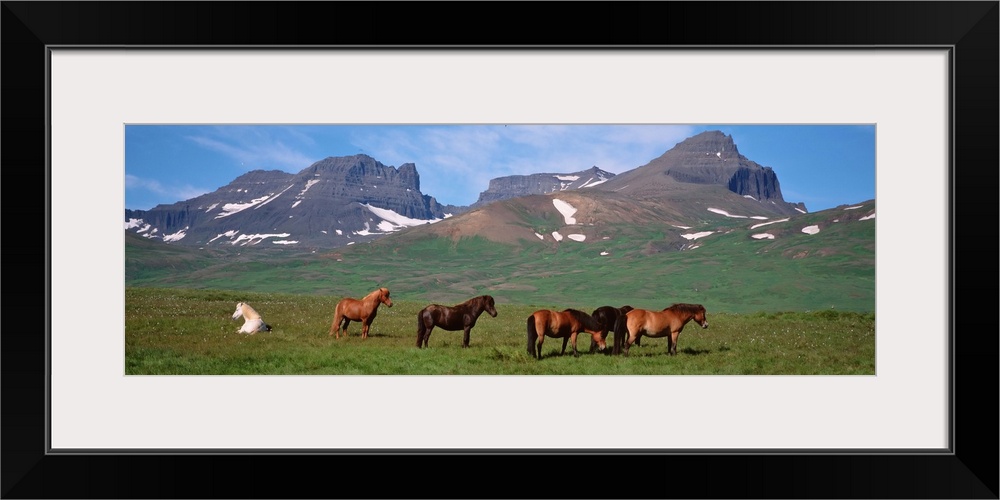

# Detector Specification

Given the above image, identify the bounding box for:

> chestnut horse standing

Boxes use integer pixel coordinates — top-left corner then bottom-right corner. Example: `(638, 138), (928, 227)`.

(589, 305), (634, 354)
(416, 295), (498, 348)
(329, 287), (393, 339)
(615, 303), (708, 357)
(526, 308), (607, 360)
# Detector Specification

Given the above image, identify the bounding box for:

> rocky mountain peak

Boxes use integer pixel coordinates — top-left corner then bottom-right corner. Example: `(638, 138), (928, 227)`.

(672, 130), (740, 155)
(471, 166), (616, 208)
(125, 153), (461, 249)
(597, 130), (806, 215)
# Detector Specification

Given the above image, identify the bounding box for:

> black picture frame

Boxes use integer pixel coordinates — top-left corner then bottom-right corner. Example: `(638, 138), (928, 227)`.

(4, 2), (997, 498)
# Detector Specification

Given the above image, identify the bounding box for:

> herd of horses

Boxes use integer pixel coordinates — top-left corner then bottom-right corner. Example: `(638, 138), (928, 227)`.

(231, 287), (709, 359)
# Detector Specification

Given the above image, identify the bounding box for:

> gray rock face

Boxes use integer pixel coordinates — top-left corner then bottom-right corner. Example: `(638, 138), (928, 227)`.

(125, 155), (465, 248)
(599, 131), (807, 215)
(472, 166), (615, 208)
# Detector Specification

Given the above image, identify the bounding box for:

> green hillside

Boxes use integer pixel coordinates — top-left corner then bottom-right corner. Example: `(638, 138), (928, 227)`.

(125, 201), (875, 314)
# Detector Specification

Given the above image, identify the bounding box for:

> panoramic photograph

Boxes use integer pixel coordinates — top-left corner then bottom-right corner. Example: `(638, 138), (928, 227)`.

(124, 124), (876, 375)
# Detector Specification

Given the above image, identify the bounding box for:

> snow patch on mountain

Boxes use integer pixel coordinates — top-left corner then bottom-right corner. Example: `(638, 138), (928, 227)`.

(552, 199), (578, 225)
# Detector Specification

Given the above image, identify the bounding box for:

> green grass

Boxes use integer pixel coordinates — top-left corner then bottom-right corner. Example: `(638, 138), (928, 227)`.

(126, 287), (875, 375)
(126, 207), (876, 314)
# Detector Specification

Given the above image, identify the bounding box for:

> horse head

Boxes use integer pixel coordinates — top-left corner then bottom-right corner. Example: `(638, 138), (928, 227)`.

(232, 302), (245, 320)
(483, 295), (498, 317)
(592, 334), (608, 351)
(572, 309), (606, 351)
(694, 305), (708, 329)
(379, 288), (393, 307)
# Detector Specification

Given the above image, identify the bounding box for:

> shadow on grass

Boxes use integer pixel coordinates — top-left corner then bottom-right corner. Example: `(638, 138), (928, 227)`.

(614, 346), (715, 357)
(679, 347), (712, 355)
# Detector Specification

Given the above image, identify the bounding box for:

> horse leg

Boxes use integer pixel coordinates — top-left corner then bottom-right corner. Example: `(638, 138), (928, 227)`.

(561, 337), (569, 356)
(416, 316), (425, 348)
(462, 326), (471, 348)
(536, 337), (544, 360)
(670, 331), (680, 355)
(527, 316), (540, 359)
(423, 326), (433, 348)
(341, 319), (351, 338)
(623, 333), (636, 357)
(612, 317), (624, 356)
(571, 332), (580, 357)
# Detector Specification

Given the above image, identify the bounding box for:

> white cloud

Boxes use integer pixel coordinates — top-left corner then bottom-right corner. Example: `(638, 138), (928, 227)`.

(125, 174), (209, 208)
(352, 125), (698, 207)
(187, 132), (315, 171)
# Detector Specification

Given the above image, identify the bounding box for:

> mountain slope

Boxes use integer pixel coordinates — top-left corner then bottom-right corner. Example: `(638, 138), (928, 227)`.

(598, 130), (807, 216)
(124, 130), (810, 251)
(125, 154), (464, 248)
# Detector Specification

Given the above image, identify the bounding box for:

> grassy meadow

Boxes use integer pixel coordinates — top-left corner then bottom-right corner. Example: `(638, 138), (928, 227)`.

(125, 287), (875, 375)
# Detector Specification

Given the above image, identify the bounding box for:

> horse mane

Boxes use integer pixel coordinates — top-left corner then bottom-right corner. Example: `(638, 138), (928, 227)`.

(562, 308), (601, 329)
(241, 302), (260, 318)
(666, 303), (704, 313)
(364, 287), (388, 301)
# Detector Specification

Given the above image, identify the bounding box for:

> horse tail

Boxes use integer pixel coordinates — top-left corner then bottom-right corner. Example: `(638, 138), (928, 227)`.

(330, 303), (342, 335)
(526, 314), (538, 356)
(613, 312), (627, 355)
(416, 310), (427, 348)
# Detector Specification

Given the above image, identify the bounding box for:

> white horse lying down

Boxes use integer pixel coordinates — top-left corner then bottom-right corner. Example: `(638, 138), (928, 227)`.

(232, 302), (272, 334)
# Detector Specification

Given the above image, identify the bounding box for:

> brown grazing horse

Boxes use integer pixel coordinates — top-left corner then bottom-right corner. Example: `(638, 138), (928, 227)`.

(615, 303), (708, 357)
(416, 295), (498, 348)
(329, 287), (393, 339)
(526, 308), (607, 360)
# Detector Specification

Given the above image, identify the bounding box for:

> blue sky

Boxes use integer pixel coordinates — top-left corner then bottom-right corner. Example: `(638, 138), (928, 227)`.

(125, 124), (875, 212)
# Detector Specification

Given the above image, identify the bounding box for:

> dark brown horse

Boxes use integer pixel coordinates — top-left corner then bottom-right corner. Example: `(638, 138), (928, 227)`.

(416, 295), (498, 348)
(615, 303), (708, 357)
(526, 308), (606, 360)
(329, 287), (393, 339)
(590, 305), (634, 354)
